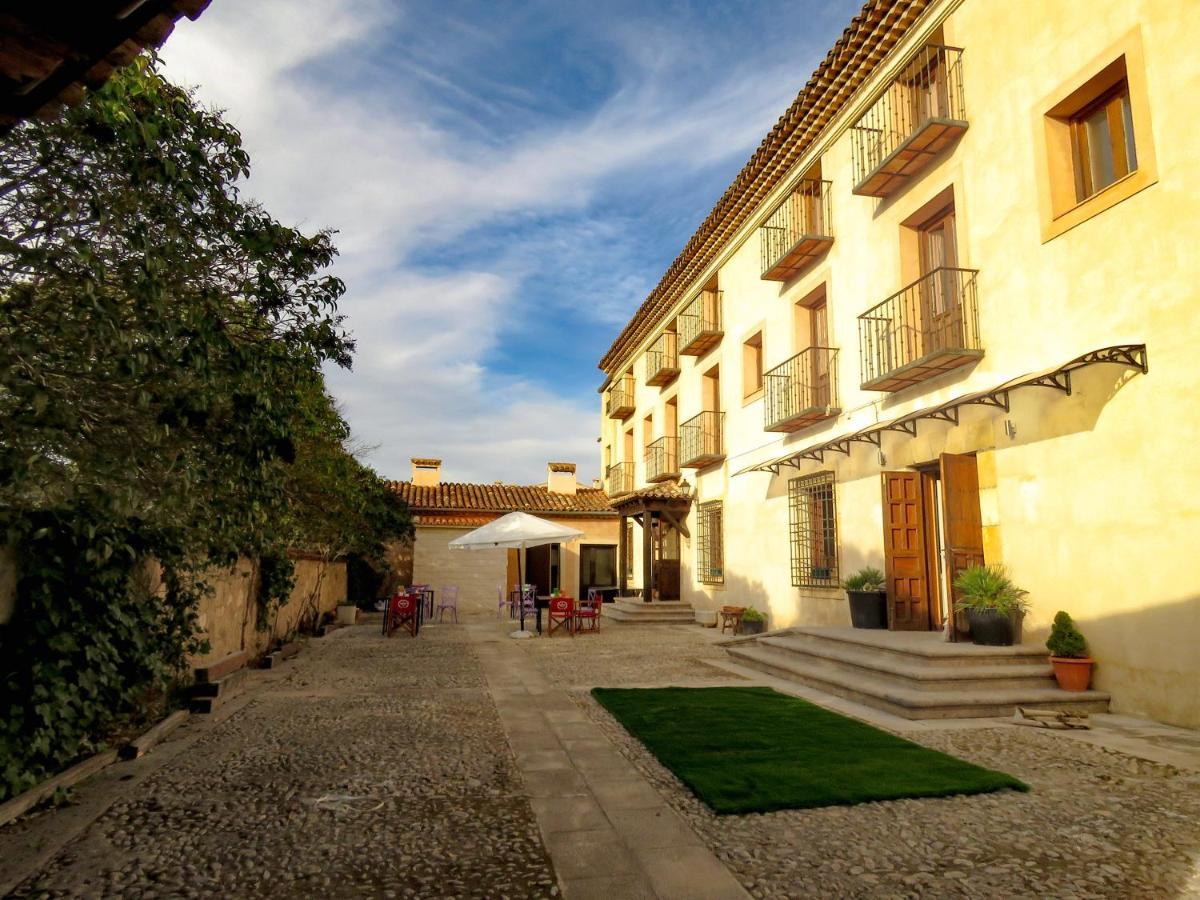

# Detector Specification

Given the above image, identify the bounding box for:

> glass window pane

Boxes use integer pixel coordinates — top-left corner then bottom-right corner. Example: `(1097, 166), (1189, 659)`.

(1085, 105), (1116, 191)
(1120, 92), (1138, 172)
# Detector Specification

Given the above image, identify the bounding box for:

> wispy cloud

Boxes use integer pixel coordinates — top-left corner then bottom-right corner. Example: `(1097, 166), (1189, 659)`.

(161, 0), (856, 483)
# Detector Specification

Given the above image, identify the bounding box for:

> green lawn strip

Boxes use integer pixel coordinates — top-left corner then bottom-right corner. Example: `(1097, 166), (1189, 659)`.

(592, 686), (1028, 814)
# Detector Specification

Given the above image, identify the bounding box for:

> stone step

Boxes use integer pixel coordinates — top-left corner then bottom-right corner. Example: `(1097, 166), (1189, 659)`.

(785, 626), (1049, 667)
(189, 666), (251, 714)
(726, 644), (1109, 720)
(757, 635), (1055, 691)
(602, 600), (696, 624)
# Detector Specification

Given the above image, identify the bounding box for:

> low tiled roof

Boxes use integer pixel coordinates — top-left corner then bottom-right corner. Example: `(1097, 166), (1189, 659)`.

(598, 0), (929, 378)
(391, 481), (616, 516)
(608, 481), (694, 510)
(0, 1), (212, 133)
(414, 513), (497, 528)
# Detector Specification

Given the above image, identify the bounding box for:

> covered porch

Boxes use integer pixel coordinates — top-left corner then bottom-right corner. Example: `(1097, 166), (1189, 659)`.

(611, 482), (693, 603)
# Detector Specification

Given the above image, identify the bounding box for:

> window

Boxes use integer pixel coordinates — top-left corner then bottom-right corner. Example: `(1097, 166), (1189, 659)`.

(1035, 36), (1157, 242)
(696, 501), (724, 584)
(742, 332), (764, 399)
(789, 473), (838, 587)
(1071, 82), (1137, 202)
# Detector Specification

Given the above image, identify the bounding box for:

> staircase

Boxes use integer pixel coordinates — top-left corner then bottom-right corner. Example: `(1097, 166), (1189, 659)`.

(601, 597), (696, 625)
(724, 626), (1110, 720)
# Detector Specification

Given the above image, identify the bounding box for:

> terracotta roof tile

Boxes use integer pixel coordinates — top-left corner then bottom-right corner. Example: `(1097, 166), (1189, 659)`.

(391, 481), (616, 516)
(598, 0), (929, 376)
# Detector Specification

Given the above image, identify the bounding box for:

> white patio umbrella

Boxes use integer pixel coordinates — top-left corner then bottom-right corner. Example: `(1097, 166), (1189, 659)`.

(449, 511), (584, 638)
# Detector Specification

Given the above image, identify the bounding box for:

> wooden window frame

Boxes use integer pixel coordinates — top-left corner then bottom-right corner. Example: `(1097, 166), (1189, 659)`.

(1034, 30), (1157, 242)
(742, 330), (764, 402)
(789, 472), (839, 588)
(1070, 80), (1136, 203)
(696, 501), (724, 585)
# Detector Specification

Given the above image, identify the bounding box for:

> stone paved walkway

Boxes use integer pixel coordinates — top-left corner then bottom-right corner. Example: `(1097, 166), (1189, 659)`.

(469, 622), (747, 900)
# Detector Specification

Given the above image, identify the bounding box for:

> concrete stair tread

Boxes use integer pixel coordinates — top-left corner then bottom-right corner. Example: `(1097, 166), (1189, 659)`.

(602, 600), (696, 625)
(727, 644), (1108, 715)
(789, 626), (1048, 660)
(758, 634), (1052, 681)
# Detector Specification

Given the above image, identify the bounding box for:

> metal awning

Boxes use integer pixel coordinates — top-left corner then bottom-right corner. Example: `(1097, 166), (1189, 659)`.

(734, 344), (1148, 477)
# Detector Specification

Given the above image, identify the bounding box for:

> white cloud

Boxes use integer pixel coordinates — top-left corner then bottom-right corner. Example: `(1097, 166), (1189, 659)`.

(160, 0), (810, 484)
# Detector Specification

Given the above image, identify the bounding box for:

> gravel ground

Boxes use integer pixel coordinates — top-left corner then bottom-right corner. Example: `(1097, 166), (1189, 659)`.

(10, 622), (557, 899)
(524, 621), (1200, 899)
(513, 617), (740, 688)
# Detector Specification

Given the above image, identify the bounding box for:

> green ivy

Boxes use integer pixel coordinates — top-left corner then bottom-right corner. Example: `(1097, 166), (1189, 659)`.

(0, 59), (411, 800)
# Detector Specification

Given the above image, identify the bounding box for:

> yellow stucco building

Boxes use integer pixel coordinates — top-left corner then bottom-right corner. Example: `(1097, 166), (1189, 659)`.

(598, 0), (1200, 726)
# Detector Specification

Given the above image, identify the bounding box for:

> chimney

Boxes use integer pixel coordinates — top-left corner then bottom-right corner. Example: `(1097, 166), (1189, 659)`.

(411, 457), (442, 487)
(547, 462), (577, 495)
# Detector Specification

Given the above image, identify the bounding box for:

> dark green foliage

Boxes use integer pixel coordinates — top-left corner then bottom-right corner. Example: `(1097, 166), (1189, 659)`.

(953, 564), (1029, 616)
(741, 607), (766, 623)
(842, 566), (885, 592)
(0, 59), (411, 800)
(1046, 611), (1088, 658)
(592, 687), (1027, 814)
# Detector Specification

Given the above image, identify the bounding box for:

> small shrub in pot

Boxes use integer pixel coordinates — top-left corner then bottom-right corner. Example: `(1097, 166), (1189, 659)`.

(1045, 611), (1094, 691)
(953, 564), (1028, 646)
(843, 566), (887, 629)
(740, 606), (767, 635)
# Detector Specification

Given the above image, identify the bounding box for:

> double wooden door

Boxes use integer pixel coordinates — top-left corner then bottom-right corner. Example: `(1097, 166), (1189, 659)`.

(882, 453), (984, 632)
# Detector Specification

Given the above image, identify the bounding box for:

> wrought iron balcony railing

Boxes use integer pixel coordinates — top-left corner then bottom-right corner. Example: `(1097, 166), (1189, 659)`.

(645, 332), (679, 387)
(605, 374), (635, 419)
(645, 435), (680, 483)
(851, 44), (967, 197)
(679, 411), (725, 469)
(678, 290), (723, 356)
(605, 462), (634, 496)
(760, 180), (834, 281)
(764, 347), (841, 432)
(858, 266), (982, 392)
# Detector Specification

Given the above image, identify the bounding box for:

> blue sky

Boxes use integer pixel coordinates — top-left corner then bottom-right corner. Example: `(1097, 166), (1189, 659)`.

(162, 0), (861, 484)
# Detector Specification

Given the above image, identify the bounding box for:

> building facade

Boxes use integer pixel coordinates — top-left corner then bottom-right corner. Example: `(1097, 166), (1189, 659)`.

(597, 0), (1200, 726)
(391, 460), (619, 615)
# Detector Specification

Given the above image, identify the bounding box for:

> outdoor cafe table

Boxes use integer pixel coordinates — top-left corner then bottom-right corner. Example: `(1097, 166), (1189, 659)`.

(507, 592), (564, 634)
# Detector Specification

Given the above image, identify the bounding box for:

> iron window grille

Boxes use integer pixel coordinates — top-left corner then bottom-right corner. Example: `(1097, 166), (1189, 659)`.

(697, 501), (724, 585)
(789, 472), (839, 587)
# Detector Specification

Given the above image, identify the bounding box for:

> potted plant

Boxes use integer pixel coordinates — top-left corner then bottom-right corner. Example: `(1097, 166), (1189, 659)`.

(953, 564), (1028, 646)
(335, 601), (358, 626)
(740, 607), (767, 635)
(1045, 611), (1094, 691)
(843, 566), (887, 629)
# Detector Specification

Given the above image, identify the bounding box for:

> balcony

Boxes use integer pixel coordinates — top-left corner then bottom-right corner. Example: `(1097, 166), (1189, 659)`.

(851, 44), (967, 198)
(858, 266), (982, 392)
(678, 290), (723, 356)
(645, 332), (679, 387)
(760, 180), (834, 281)
(645, 436), (680, 483)
(764, 347), (841, 432)
(679, 411), (725, 469)
(605, 374), (635, 420)
(605, 462), (634, 496)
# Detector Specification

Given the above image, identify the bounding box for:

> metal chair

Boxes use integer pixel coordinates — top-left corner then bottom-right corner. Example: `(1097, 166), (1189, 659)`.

(575, 589), (602, 634)
(436, 586), (459, 623)
(496, 585), (509, 619)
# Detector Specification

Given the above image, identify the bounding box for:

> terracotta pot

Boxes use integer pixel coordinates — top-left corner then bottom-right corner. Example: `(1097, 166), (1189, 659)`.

(1051, 656), (1094, 692)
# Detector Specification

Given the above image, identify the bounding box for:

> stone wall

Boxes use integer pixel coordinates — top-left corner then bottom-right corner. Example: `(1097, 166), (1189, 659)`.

(412, 527), (507, 617)
(188, 554), (347, 665)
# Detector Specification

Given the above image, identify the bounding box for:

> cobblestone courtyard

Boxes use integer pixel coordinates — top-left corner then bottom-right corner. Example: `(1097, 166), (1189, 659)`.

(2, 614), (1199, 898)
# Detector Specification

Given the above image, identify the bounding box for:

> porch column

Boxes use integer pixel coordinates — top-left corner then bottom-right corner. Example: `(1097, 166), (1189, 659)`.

(618, 512), (627, 596)
(642, 508), (653, 603)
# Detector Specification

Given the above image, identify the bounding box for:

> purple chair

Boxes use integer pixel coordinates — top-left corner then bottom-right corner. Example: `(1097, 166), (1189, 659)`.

(496, 585), (509, 619)
(436, 586), (459, 623)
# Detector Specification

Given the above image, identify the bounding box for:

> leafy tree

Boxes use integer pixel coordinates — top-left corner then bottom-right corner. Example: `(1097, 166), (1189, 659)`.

(0, 59), (410, 799)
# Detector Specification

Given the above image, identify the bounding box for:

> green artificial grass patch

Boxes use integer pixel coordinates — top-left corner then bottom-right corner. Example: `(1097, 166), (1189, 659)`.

(592, 686), (1027, 814)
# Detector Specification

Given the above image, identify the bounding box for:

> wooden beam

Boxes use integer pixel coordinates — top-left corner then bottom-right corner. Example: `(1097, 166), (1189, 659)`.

(618, 513), (627, 595)
(642, 511), (654, 603)
(659, 509), (690, 539)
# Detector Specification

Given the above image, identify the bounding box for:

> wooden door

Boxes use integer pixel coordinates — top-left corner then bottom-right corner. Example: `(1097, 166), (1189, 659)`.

(882, 471), (932, 630)
(940, 453), (985, 636)
(809, 300), (830, 407)
(919, 208), (962, 353)
(653, 519), (681, 602)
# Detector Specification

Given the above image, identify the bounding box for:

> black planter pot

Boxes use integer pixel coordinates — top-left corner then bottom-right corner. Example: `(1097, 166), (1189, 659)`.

(847, 590), (888, 629)
(966, 608), (1016, 646)
(740, 619), (766, 636)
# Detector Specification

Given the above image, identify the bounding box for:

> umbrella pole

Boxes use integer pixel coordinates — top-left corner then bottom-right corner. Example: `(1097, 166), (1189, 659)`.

(518, 546), (526, 631)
